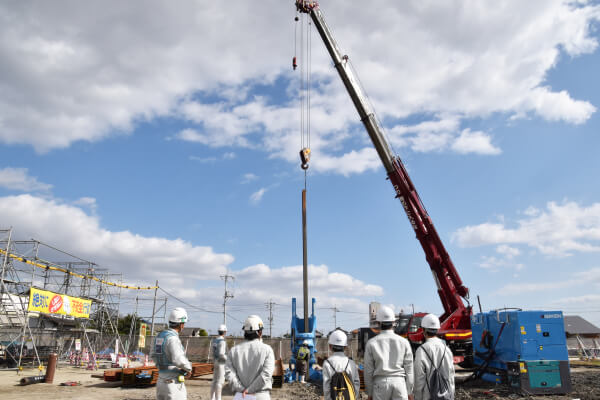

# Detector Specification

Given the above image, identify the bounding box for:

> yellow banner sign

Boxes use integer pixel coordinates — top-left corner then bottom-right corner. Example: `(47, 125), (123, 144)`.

(28, 288), (92, 318)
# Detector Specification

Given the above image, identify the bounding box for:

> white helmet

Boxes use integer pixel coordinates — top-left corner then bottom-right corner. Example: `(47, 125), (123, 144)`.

(168, 307), (188, 324)
(243, 315), (264, 331)
(218, 324), (227, 332)
(377, 306), (396, 322)
(421, 313), (441, 330)
(302, 340), (310, 346)
(328, 330), (348, 347)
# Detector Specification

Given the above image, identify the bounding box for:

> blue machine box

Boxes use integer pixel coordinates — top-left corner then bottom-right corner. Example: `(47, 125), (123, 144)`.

(471, 310), (571, 395)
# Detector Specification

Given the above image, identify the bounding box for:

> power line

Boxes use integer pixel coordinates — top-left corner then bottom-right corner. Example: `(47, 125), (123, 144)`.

(158, 287), (221, 314)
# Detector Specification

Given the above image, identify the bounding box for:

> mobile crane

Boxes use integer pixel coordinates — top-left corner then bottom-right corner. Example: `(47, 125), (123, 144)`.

(295, 0), (473, 364)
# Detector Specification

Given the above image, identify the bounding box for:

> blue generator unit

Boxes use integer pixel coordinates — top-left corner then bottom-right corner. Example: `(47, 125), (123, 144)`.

(471, 310), (571, 395)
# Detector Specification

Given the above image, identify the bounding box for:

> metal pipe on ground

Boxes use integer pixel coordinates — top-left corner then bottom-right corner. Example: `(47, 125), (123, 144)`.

(20, 375), (45, 385)
(45, 353), (57, 383)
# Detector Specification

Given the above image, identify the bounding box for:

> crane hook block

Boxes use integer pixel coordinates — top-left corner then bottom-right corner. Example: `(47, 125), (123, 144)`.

(300, 148), (311, 169)
(293, 56), (298, 70)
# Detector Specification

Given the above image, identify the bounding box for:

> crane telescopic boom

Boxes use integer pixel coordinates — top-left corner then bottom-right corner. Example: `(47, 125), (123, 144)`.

(295, 1), (472, 338)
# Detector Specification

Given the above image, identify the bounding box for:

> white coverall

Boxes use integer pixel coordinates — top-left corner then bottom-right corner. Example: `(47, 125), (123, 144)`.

(225, 338), (275, 400)
(364, 330), (414, 400)
(210, 335), (227, 400)
(151, 328), (193, 400)
(322, 351), (360, 400)
(413, 337), (455, 400)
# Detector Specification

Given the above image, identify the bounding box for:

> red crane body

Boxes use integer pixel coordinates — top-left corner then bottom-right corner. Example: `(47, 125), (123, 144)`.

(295, 0), (472, 360)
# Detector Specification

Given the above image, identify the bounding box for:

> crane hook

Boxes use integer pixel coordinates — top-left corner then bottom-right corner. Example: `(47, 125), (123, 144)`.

(300, 148), (311, 170)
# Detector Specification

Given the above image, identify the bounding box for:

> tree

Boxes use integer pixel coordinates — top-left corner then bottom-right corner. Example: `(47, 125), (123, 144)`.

(198, 329), (208, 337)
(117, 314), (140, 334)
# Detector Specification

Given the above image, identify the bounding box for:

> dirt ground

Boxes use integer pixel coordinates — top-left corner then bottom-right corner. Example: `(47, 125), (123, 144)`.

(0, 365), (598, 400)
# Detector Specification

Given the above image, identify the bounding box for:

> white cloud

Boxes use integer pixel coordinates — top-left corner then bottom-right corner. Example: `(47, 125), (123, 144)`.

(230, 263), (384, 310)
(495, 267), (600, 294)
(497, 279), (578, 295)
(523, 206), (541, 217)
(0, 194), (391, 333)
(387, 119), (500, 155)
(189, 155), (217, 163)
(451, 129), (501, 155)
(250, 188), (267, 205)
(411, 132), (454, 153)
(0, 0), (597, 169)
(0, 194), (234, 284)
(72, 196), (97, 214)
(313, 148), (381, 177)
(553, 293), (600, 304)
(241, 173), (258, 184)
(479, 255), (524, 271)
(0, 167), (52, 192)
(496, 244), (520, 259)
(453, 201), (600, 256)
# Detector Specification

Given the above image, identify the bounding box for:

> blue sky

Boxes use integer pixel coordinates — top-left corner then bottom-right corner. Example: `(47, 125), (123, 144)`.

(1, 0), (600, 336)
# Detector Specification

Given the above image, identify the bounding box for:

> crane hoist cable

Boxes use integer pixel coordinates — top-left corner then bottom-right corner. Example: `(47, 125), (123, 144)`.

(295, 10), (311, 175)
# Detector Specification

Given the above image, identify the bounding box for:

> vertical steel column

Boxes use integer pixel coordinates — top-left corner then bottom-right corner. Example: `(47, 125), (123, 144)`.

(302, 189), (309, 333)
(0, 228), (12, 297)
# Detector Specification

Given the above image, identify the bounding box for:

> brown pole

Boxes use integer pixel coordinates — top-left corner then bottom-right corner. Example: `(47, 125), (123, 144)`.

(45, 353), (57, 384)
(302, 189), (309, 332)
(302, 189), (310, 382)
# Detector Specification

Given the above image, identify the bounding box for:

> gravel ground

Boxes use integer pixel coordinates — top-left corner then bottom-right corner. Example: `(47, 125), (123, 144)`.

(455, 368), (600, 400)
(294, 367), (600, 400)
(1, 366), (598, 399)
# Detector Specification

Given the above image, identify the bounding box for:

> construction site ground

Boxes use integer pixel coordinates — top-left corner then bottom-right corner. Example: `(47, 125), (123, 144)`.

(1, 365), (599, 399)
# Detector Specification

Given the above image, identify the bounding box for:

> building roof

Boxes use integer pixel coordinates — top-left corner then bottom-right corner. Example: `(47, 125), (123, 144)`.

(564, 315), (600, 335)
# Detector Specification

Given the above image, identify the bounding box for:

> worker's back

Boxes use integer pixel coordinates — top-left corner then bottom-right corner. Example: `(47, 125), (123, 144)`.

(365, 330), (413, 378)
(226, 339), (275, 395)
(364, 330), (414, 399)
(414, 337), (455, 400)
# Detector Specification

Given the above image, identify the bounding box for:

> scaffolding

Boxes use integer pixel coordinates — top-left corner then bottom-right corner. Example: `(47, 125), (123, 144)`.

(0, 227), (166, 370)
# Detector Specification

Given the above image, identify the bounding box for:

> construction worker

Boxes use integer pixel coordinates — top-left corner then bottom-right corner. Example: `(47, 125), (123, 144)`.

(225, 315), (275, 399)
(210, 324), (228, 400)
(413, 314), (455, 400)
(364, 306), (414, 400)
(151, 307), (192, 400)
(296, 339), (310, 383)
(323, 329), (360, 399)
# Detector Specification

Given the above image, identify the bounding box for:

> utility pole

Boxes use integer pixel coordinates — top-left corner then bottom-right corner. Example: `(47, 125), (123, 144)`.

(333, 305), (338, 329)
(266, 299), (275, 338)
(150, 280), (159, 336)
(220, 273), (234, 324)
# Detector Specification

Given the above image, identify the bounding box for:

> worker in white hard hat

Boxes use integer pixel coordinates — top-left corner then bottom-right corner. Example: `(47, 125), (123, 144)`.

(322, 329), (360, 400)
(225, 315), (275, 399)
(210, 324), (228, 400)
(364, 305), (414, 400)
(413, 314), (455, 400)
(295, 339), (311, 383)
(151, 307), (192, 400)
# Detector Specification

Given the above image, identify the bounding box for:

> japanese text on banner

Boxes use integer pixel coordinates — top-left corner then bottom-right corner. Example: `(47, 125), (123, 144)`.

(28, 287), (92, 318)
